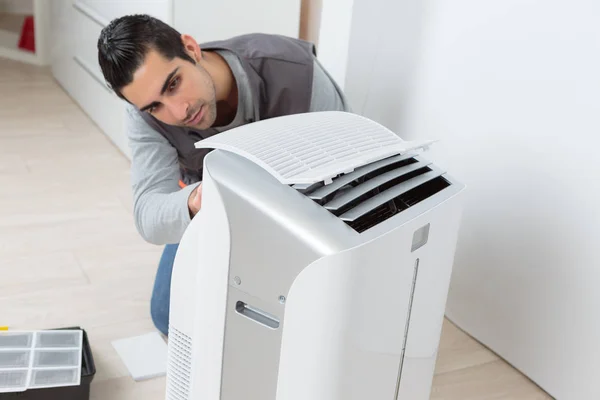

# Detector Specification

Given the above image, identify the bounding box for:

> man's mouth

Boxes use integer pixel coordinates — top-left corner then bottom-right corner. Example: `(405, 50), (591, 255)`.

(186, 105), (204, 125)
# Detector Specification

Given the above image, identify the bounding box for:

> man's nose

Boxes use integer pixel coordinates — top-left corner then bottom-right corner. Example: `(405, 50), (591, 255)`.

(166, 99), (189, 122)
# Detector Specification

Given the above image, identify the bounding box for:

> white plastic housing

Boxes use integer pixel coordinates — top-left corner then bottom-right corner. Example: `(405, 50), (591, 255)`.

(167, 112), (465, 400)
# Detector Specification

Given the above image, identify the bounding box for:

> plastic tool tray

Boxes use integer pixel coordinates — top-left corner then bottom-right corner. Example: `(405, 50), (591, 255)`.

(0, 327), (95, 400)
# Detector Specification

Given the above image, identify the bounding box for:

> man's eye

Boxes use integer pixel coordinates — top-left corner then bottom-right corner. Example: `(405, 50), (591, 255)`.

(169, 77), (179, 92)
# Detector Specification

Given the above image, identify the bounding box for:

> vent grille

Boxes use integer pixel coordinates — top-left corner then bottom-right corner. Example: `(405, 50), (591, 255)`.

(166, 328), (192, 400)
(294, 155), (450, 233)
(195, 111), (435, 185)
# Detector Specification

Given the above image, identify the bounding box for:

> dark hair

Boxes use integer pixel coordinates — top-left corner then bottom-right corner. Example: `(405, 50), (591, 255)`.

(97, 14), (195, 100)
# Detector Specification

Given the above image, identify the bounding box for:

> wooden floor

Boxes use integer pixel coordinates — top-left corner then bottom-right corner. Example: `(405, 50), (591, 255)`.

(0, 57), (552, 399)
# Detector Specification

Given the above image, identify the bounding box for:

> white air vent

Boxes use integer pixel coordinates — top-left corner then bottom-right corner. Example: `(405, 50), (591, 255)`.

(294, 154), (451, 233)
(166, 329), (192, 400)
(195, 111), (435, 185)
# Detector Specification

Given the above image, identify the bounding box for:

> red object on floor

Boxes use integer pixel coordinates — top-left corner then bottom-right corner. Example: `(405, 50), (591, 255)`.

(18, 15), (35, 53)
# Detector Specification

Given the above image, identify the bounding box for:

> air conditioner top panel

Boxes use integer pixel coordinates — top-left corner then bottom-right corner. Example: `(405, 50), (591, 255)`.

(194, 111), (436, 185)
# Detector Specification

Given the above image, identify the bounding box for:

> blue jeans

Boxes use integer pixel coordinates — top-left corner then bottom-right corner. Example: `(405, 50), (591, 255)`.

(150, 243), (179, 336)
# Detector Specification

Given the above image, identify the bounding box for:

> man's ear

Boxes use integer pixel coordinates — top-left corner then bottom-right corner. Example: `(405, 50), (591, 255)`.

(181, 34), (202, 62)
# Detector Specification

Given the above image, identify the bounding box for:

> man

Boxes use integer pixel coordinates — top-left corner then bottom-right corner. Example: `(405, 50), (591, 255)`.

(97, 14), (351, 336)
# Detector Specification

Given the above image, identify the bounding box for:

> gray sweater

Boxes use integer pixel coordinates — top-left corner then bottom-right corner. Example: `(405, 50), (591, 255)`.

(125, 50), (351, 245)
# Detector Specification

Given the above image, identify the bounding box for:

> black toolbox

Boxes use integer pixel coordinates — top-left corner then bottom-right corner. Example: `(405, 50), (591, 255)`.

(0, 327), (96, 400)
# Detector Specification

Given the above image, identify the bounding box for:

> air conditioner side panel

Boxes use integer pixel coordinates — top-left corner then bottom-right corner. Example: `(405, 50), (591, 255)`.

(275, 223), (419, 400)
(167, 191), (204, 400)
(178, 168), (231, 400)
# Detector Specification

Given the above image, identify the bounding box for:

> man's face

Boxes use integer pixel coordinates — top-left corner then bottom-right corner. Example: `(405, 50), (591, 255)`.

(121, 42), (217, 130)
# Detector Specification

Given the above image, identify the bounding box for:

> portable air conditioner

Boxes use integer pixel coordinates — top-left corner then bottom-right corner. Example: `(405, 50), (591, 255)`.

(165, 111), (465, 400)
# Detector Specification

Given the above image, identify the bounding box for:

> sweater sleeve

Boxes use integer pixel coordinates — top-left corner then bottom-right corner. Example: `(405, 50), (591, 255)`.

(125, 104), (200, 245)
(309, 58), (354, 113)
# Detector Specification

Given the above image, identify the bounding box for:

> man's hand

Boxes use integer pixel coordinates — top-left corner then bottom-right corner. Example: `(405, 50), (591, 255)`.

(188, 183), (203, 217)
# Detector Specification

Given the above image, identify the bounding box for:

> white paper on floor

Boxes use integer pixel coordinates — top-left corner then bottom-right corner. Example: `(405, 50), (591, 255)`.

(111, 332), (167, 381)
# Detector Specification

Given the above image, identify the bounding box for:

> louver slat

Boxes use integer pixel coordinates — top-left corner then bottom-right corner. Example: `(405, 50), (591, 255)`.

(324, 160), (432, 212)
(340, 167), (445, 223)
(307, 153), (418, 202)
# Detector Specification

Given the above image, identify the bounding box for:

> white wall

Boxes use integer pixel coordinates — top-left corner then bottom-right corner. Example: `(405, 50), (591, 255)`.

(402, 1), (600, 399)
(317, 0), (427, 134)
(316, 0), (354, 91)
(0, 0), (34, 14)
(174, 0), (300, 43)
